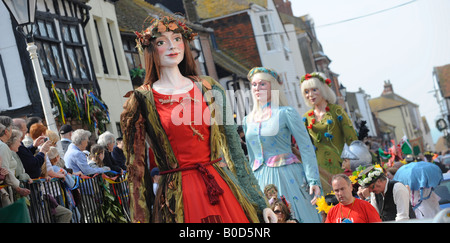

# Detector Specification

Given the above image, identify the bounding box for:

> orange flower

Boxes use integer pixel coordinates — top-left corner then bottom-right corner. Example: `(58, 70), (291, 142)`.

(157, 22), (166, 33)
(168, 22), (178, 31)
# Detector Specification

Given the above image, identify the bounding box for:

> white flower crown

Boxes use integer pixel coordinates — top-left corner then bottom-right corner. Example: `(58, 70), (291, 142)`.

(355, 165), (384, 187)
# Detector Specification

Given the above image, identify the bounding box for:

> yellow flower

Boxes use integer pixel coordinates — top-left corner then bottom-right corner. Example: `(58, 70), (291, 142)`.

(315, 196), (334, 214)
(349, 175), (358, 184)
(374, 164), (383, 170)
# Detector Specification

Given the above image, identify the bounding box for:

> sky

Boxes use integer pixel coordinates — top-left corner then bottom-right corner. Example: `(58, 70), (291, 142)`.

(290, 0), (450, 144)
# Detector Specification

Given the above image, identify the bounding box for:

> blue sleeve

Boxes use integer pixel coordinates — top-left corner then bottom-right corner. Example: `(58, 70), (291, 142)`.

(283, 107), (320, 186)
(74, 152), (105, 175)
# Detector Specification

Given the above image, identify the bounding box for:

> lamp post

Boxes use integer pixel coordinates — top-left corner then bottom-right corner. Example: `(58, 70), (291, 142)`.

(2, 0), (57, 132)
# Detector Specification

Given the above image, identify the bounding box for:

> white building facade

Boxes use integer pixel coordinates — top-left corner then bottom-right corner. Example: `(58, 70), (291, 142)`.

(248, 1), (308, 115)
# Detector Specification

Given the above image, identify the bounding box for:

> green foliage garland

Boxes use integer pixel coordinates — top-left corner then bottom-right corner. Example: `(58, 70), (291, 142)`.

(99, 177), (128, 223)
(50, 87), (110, 134)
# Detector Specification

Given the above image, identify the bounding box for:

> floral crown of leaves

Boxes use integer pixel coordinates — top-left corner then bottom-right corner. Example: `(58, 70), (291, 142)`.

(247, 67), (280, 83)
(135, 15), (197, 51)
(351, 164), (384, 187)
(300, 72), (332, 87)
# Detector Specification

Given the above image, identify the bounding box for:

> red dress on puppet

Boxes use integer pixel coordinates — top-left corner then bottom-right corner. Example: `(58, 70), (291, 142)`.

(153, 83), (249, 223)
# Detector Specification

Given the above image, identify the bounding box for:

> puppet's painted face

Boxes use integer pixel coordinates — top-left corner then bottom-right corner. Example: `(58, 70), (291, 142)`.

(251, 73), (272, 104)
(304, 87), (324, 106)
(155, 31), (185, 68)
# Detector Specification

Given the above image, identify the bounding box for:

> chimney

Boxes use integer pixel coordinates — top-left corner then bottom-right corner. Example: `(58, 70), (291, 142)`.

(274, 0), (293, 16)
(382, 80), (393, 95)
(183, 0), (200, 23)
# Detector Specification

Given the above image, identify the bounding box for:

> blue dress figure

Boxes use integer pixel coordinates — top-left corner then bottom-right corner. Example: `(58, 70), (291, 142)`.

(243, 67), (322, 223)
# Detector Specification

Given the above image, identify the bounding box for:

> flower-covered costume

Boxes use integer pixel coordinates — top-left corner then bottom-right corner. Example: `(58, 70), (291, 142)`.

(121, 76), (268, 223)
(303, 103), (357, 193)
(244, 106), (322, 223)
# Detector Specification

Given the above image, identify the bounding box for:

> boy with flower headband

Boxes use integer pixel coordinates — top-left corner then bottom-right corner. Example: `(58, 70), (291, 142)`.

(356, 165), (416, 221)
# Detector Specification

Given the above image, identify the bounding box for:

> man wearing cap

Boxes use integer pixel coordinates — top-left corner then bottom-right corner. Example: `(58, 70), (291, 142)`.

(59, 124), (73, 156)
(356, 165), (416, 221)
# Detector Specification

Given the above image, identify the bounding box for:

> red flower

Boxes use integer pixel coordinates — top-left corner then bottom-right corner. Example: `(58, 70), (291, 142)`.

(304, 73), (312, 80)
(135, 31), (143, 39)
(307, 124), (313, 129)
(325, 78), (331, 85)
(311, 118), (316, 124)
(308, 111), (314, 116)
(325, 106), (330, 112)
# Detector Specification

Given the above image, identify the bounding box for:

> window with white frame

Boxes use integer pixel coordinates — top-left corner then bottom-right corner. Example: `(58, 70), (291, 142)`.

(122, 35), (141, 72)
(280, 35), (290, 60)
(107, 22), (121, 76)
(61, 23), (90, 83)
(259, 15), (275, 51)
(35, 19), (66, 81)
(94, 19), (109, 74)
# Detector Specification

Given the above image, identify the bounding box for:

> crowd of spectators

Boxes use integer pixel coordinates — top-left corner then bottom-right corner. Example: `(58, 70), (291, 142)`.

(0, 115), (126, 222)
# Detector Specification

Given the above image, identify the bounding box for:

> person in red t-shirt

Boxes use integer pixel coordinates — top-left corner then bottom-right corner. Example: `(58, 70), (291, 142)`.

(326, 174), (381, 223)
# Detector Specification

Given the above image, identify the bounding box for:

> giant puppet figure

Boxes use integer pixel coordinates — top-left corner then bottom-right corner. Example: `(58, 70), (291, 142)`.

(120, 16), (275, 223)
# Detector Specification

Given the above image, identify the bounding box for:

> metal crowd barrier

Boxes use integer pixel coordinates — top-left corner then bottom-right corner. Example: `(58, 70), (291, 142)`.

(1, 172), (130, 223)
